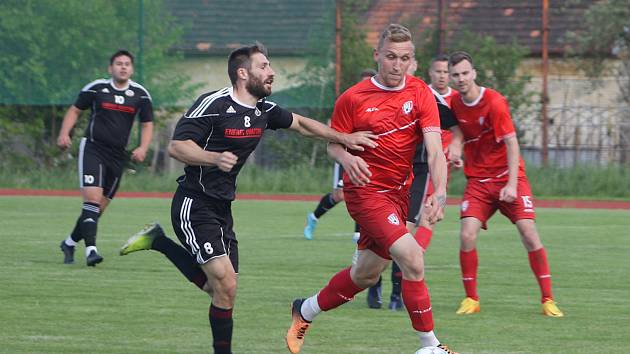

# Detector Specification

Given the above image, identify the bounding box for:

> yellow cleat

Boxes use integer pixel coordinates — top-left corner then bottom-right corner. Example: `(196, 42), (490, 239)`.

(285, 299), (311, 353)
(455, 297), (480, 315)
(542, 300), (564, 317)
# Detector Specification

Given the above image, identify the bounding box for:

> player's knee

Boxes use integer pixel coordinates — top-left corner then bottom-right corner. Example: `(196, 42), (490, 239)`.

(351, 268), (381, 288)
(332, 189), (344, 202)
(460, 228), (477, 244)
(213, 276), (237, 303)
(396, 252), (425, 280)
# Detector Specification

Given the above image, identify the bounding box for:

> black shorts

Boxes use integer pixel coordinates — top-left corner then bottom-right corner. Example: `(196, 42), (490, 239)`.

(170, 186), (239, 272)
(333, 162), (344, 189)
(407, 163), (431, 224)
(78, 138), (124, 199)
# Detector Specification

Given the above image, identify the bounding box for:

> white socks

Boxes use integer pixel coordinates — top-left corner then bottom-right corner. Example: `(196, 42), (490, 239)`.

(64, 237), (77, 247)
(85, 246), (98, 257)
(300, 295), (321, 322)
(419, 330), (440, 348)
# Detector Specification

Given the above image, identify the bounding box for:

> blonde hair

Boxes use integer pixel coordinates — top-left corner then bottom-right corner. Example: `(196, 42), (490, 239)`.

(377, 24), (413, 50)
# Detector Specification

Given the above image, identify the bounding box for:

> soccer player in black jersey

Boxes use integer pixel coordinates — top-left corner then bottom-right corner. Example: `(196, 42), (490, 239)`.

(119, 42), (377, 354)
(57, 50), (153, 266)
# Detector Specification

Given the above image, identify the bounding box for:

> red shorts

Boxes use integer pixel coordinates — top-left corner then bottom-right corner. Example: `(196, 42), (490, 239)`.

(344, 188), (410, 260)
(460, 176), (536, 229)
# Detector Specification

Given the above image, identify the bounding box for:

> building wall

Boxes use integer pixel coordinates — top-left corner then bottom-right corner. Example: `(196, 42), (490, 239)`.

(176, 56), (308, 99)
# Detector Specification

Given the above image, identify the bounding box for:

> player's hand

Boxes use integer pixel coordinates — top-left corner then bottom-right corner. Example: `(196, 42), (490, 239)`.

(499, 184), (517, 203)
(341, 155), (371, 186)
(214, 151), (238, 172)
(447, 145), (463, 169)
(57, 134), (72, 150)
(342, 131), (378, 151)
(425, 193), (446, 224)
(131, 147), (148, 162)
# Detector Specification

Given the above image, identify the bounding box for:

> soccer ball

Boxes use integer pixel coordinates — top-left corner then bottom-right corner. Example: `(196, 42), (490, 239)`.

(414, 346), (446, 354)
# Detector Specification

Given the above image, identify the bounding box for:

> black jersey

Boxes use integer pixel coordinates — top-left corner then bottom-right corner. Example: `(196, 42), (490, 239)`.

(172, 87), (294, 201)
(413, 91), (458, 164)
(74, 78), (153, 156)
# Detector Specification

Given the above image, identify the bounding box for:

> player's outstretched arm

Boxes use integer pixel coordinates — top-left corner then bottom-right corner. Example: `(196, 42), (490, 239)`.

(57, 105), (82, 150)
(327, 143), (371, 186)
(424, 131), (448, 224)
(131, 122), (154, 162)
(289, 113), (378, 151)
(168, 140), (237, 172)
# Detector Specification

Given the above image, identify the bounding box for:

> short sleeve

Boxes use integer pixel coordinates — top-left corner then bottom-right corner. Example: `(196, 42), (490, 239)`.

(172, 94), (216, 144)
(330, 92), (354, 134)
(490, 96), (516, 142)
(264, 102), (293, 130)
(138, 96), (154, 123)
(74, 88), (95, 110)
(417, 86), (440, 134)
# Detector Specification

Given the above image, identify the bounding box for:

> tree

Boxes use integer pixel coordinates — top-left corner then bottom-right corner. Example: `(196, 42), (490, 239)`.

(567, 0), (630, 163)
(264, 0), (374, 168)
(411, 27), (533, 115)
(0, 0), (196, 169)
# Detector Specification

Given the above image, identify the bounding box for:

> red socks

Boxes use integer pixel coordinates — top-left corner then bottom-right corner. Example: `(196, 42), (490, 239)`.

(459, 249), (479, 300)
(402, 279), (434, 332)
(317, 267), (363, 311)
(528, 247), (553, 302)
(414, 226), (433, 250)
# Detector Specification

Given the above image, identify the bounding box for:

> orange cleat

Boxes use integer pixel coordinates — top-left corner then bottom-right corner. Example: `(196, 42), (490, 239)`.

(285, 299), (311, 353)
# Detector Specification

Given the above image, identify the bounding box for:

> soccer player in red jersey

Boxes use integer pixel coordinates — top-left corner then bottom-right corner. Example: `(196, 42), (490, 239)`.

(447, 51), (564, 317)
(286, 24), (458, 354)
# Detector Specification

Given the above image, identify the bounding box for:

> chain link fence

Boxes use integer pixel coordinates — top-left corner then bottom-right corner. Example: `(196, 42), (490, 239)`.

(517, 105), (630, 167)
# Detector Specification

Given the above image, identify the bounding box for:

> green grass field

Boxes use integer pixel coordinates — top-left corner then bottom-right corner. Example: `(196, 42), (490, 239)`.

(1, 196), (629, 354)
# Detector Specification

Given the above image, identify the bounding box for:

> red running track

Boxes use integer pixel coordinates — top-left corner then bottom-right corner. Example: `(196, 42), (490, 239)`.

(1, 188), (629, 209)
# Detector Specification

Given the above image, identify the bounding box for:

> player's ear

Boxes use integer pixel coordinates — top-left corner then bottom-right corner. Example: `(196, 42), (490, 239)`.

(472, 68), (477, 81)
(107, 65), (113, 76)
(237, 67), (248, 81)
(373, 48), (379, 63)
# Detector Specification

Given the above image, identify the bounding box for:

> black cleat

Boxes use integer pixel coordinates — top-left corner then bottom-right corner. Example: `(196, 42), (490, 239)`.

(86, 250), (103, 267)
(367, 280), (383, 309)
(60, 241), (75, 264)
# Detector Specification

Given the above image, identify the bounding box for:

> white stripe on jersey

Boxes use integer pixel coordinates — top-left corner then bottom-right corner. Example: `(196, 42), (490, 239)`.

(80, 79), (109, 92)
(186, 87), (230, 118)
(129, 80), (153, 101)
(377, 119), (419, 137)
(264, 100), (277, 112)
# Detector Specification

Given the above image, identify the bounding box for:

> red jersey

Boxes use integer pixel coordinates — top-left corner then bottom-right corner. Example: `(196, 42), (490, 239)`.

(331, 75), (440, 191)
(450, 87), (526, 180)
(429, 85), (458, 150)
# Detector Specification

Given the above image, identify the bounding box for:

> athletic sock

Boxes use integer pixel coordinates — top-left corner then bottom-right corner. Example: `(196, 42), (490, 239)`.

(152, 235), (207, 290)
(79, 202), (100, 248)
(209, 304), (233, 354)
(391, 261), (402, 297)
(528, 247), (554, 302)
(459, 249), (479, 300)
(419, 330), (440, 348)
(64, 236), (77, 247)
(85, 245), (97, 257)
(316, 267), (363, 311)
(313, 193), (338, 219)
(402, 279), (434, 332)
(414, 226), (433, 251)
(300, 296), (321, 322)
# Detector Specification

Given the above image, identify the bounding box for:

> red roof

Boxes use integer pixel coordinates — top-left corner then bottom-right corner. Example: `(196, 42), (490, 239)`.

(362, 0), (594, 55)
